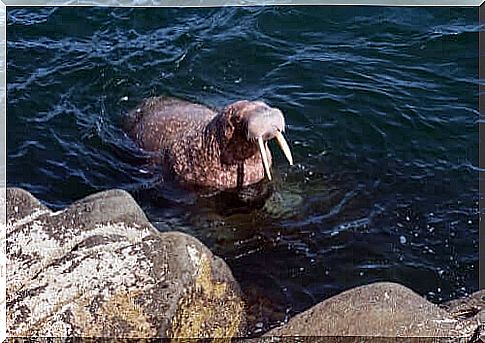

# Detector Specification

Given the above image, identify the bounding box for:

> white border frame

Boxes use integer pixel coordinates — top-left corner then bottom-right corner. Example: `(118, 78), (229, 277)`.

(0, 2), (482, 342)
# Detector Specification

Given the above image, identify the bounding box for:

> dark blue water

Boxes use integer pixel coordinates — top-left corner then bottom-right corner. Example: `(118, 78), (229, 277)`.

(7, 6), (479, 333)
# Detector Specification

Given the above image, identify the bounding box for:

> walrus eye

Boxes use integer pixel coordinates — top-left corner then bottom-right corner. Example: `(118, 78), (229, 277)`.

(232, 114), (242, 124)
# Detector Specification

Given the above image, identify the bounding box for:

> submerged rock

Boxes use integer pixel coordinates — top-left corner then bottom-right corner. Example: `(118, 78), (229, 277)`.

(265, 282), (479, 340)
(6, 188), (245, 338)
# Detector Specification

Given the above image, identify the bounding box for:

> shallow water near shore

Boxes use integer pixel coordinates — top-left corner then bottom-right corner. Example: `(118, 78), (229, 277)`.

(7, 6), (479, 333)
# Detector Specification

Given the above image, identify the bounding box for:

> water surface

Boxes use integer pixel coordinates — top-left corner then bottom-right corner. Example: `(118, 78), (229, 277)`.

(7, 6), (479, 333)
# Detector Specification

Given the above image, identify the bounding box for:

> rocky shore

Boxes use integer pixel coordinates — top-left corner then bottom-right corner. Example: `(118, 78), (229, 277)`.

(4, 188), (484, 341)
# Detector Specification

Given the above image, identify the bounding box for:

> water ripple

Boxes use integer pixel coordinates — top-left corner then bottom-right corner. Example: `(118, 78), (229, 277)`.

(8, 7), (58, 26)
(7, 6), (478, 331)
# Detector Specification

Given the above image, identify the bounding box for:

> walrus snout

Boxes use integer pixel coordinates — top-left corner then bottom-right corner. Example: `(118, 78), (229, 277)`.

(243, 103), (294, 181)
(246, 107), (285, 140)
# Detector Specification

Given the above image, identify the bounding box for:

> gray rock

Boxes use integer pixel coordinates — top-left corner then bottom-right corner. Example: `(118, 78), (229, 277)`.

(6, 187), (49, 228)
(441, 289), (485, 340)
(441, 289), (485, 317)
(6, 188), (245, 338)
(265, 282), (478, 340)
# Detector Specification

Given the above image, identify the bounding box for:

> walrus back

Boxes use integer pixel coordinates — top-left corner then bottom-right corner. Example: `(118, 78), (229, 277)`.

(123, 96), (217, 153)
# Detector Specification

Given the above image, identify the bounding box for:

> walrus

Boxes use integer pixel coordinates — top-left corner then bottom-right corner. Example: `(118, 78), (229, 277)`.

(123, 96), (293, 190)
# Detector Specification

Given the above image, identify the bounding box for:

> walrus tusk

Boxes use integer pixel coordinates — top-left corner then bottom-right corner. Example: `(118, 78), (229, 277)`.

(275, 131), (293, 166)
(258, 137), (272, 180)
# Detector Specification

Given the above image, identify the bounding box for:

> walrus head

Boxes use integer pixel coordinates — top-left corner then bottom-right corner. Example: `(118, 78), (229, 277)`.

(215, 100), (293, 180)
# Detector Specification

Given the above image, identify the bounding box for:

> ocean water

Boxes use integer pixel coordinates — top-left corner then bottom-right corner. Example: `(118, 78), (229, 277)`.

(7, 6), (479, 333)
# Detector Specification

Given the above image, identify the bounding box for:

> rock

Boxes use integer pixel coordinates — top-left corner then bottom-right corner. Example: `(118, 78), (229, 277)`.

(6, 187), (49, 228)
(441, 289), (485, 316)
(265, 282), (478, 339)
(441, 289), (485, 339)
(6, 188), (245, 338)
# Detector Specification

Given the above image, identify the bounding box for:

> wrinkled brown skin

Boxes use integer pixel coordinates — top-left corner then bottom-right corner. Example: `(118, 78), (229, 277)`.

(123, 96), (272, 190)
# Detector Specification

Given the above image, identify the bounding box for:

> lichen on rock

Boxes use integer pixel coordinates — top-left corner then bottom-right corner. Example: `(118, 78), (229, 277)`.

(169, 253), (245, 338)
(6, 187), (245, 338)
